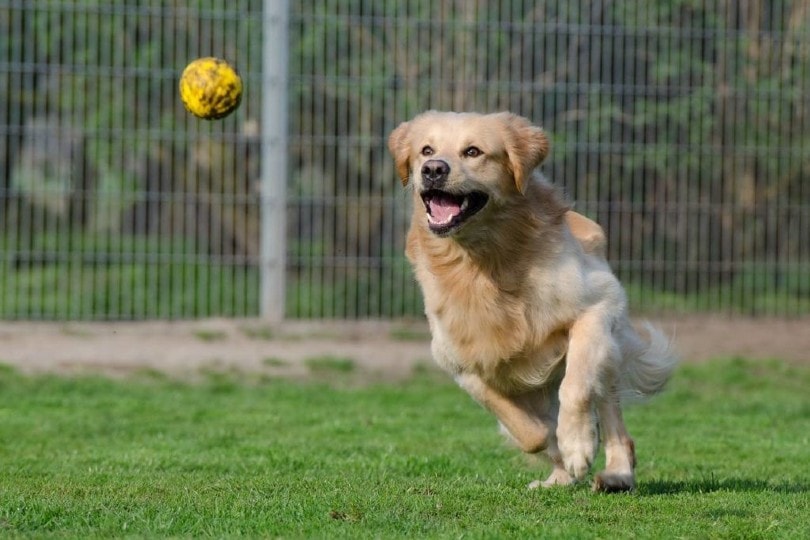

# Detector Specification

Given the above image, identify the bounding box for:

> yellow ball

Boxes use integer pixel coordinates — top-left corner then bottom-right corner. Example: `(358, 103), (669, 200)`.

(179, 57), (243, 120)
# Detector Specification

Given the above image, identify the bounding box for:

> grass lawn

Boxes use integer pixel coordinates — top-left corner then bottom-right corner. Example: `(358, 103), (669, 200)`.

(0, 358), (808, 538)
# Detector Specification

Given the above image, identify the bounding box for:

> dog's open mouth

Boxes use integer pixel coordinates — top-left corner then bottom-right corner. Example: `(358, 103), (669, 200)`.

(421, 189), (489, 235)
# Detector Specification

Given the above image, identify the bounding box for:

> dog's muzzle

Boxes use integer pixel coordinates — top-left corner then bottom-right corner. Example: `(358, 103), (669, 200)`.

(421, 159), (450, 190)
(419, 160), (488, 236)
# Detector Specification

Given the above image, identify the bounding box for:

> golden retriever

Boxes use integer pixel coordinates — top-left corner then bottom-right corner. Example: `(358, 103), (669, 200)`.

(388, 111), (677, 492)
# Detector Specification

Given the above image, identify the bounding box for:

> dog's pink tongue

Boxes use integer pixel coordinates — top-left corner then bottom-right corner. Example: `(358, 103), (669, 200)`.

(429, 193), (462, 223)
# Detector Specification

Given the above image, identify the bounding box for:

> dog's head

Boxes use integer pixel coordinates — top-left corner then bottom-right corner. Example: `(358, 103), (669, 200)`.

(388, 111), (550, 236)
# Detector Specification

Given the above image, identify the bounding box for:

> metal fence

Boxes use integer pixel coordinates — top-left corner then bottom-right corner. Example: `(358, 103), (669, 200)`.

(1, 0), (809, 320)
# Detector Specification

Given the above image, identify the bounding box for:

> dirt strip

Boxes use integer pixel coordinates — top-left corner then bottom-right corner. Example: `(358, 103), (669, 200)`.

(0, 315), (807, 379)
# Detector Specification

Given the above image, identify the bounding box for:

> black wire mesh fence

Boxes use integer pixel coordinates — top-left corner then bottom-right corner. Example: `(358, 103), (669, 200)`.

(2, 1), (809, 320)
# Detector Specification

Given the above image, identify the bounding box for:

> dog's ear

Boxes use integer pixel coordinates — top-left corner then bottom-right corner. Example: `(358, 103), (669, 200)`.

(500, 113), (550, 194)
(387, 121), (412, 186)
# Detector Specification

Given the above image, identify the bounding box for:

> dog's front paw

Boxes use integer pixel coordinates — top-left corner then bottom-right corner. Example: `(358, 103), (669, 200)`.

(556, 413), (596, 481)
(562, 448), (592, 481)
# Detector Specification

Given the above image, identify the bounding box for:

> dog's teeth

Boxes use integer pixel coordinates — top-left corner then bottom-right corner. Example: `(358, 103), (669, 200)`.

(460, 198), (469, 211)
(428, 214), (453, 225)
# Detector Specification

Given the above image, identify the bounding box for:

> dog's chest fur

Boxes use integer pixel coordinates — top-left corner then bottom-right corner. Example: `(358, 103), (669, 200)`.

(407, 220), (582, 394)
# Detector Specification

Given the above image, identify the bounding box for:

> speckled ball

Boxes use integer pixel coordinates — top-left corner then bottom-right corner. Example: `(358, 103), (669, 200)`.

(179, 57), (243, 120)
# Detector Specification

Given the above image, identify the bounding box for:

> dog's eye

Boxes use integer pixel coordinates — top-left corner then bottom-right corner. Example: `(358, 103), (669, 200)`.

(421, 146), (434, 156)
(463, 146), (483, 158)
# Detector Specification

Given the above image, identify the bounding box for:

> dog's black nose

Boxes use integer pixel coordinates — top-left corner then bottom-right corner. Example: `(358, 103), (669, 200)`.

(421, 159), (450, 187)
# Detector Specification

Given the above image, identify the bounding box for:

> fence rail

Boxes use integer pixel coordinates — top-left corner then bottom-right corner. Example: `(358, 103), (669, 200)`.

(1, 0), (809, 320)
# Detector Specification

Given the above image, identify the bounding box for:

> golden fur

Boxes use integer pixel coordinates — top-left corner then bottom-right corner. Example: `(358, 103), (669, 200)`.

(388, 111), (677, 492)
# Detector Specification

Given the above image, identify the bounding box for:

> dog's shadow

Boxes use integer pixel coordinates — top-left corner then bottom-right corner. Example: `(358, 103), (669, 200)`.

(639, 476), (809, 496)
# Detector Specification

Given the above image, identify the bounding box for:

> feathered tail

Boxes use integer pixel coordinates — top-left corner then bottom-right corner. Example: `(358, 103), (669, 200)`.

(618, 321), (679, 402)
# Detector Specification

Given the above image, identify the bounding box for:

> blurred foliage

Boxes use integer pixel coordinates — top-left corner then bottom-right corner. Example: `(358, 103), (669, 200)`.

(289, 0), (810, 308)
(1, 0), (809, 318)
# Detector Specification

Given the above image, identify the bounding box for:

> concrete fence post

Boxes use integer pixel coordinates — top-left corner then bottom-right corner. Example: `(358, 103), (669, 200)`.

(260, 0), (289, 321)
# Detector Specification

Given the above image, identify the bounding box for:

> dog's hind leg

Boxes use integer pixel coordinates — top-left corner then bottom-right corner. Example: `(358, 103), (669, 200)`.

(592, 395), (636, 492)
(456, 373), (551, 454)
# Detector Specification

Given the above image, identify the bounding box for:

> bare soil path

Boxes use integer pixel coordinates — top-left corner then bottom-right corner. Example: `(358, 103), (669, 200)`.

(1, 315), (808, 380)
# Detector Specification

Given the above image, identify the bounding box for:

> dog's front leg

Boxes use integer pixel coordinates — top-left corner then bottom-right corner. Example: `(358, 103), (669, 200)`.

(557, 307), (618, 481)
(455, 372), (550, 454)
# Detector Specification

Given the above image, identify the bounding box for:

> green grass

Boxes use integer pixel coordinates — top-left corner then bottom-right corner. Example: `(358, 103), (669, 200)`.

(389, 325), (433, 342)
(304, 355), (356, 374)
(0, 232), (260, 319)
(0, 359), (808, 538)
(261, 356), (288, 367)
(623, 264), (810, 316)
(192, 329), (229, 342)
(240, 325), (276, 340)
(3, 233), (809, 318)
